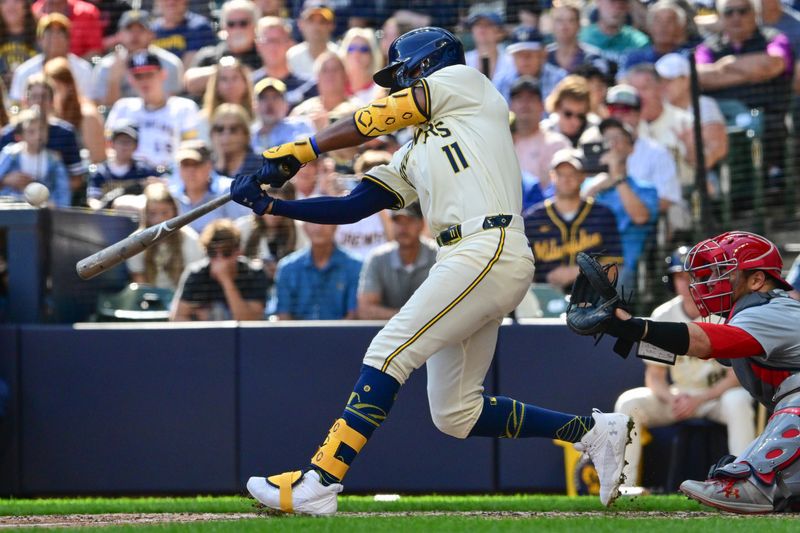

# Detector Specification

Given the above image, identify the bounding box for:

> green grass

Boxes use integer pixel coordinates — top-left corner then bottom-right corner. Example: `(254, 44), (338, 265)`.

(50, 517), (800, 533)
(0, 495), (795, 532)
(0, 494), (701, 516)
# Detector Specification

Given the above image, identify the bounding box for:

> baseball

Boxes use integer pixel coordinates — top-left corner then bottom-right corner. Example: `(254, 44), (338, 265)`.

(24, 182), (50, 207)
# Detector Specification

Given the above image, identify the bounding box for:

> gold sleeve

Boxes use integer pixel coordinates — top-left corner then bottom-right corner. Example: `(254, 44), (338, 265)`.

(353, 86), (428, 137)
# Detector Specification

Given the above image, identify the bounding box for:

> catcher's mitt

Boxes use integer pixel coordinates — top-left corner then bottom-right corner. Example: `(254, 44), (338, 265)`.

(566, 252), (634, 357)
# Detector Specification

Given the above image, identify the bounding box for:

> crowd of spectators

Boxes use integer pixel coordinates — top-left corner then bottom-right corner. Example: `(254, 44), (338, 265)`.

(0, 0), (798, 321)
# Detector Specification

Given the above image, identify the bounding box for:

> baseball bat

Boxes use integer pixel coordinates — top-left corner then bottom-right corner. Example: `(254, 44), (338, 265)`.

(76, 192), (232, 280)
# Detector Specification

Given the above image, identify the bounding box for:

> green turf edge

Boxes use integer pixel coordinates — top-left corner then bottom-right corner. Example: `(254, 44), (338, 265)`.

(0, 494), (710, 516)
(17, 515), (800, 533)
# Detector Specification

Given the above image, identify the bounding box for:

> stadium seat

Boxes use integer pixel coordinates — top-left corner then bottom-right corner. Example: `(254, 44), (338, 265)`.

(94, 283), (174, 322)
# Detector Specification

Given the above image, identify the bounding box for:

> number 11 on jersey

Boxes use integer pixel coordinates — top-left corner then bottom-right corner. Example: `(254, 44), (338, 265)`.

(442, 142), (469, 173)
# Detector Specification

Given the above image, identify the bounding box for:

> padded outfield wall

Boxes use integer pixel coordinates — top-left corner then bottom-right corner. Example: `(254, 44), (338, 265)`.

(0, 322), (643, 496)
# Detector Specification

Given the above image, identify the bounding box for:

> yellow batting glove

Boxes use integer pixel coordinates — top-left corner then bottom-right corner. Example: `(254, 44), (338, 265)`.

(262, 137), (320, 164)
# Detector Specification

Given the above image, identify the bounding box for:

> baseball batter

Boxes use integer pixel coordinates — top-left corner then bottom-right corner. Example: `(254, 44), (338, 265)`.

(584, 231), (800, 513)
(231, 27), (631, 516)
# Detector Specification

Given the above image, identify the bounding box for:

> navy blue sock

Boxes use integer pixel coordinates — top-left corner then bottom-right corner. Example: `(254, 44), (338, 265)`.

(311, 365), (400, 485)
(468, 395), (595, 442)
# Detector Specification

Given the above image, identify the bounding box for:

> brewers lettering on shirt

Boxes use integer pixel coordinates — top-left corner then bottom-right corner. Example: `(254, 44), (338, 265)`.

(106, 96), (201, 169)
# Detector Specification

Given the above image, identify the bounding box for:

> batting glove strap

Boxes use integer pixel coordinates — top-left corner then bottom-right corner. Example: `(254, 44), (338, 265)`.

(262, 138), (318, 164)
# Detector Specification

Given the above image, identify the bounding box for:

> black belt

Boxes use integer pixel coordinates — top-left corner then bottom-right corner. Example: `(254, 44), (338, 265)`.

(435, 215), (513, 246)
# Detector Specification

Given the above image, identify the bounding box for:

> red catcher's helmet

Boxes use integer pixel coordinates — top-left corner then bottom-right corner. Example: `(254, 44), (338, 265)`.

(684, 231), (793, 317)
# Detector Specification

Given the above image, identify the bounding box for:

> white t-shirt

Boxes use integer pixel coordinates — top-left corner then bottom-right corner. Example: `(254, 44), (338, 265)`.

(335, 212), (388, 260)
(125, 225), (204, 290)
(19, 149), (49, 180)
(638, 103), (694, 188)
(365, 65), (523, 234)
(627, 136), (683, 204)
(235, 215), (307, 261)
(106, 96), (201, 168)
(10, 53), (93, 102)
(286, 41), (338, 81)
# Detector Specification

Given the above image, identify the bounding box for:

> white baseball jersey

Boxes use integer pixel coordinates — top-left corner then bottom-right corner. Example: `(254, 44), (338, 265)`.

(105, 96), (201, 169)
(365, 65), (523, 234)
(361, 65), (535, 435)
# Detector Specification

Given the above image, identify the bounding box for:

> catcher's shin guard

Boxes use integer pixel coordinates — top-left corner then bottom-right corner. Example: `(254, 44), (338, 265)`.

(710, 373), (800, 511)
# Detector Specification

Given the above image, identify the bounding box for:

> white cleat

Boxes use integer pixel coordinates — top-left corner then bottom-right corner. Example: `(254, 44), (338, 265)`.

(247, 470), (343, 516)
(574, 409), (633, 507)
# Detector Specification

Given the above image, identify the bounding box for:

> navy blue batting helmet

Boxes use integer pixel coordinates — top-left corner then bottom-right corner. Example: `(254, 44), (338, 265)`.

(663, 245), (691, 292)
(373, 27), (465, 93)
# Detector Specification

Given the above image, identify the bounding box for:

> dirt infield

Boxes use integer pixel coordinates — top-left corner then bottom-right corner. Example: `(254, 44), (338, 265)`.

(0, 511), (785, 528)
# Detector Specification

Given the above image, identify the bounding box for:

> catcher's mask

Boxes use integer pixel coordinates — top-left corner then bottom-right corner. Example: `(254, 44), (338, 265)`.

(684, 231), (792, 317)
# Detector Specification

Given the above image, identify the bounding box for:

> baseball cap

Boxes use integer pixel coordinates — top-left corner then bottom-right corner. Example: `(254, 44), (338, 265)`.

(550, 148), (583, 171)
(301, 0), (334, 22)
(110, 120), (139, 141)
(128, 51), (161, 73)
(391, 203), (423, 219)
(506, 26), (544, 55)
(118, 10), (152, 32)
(655, 53), (690, 80)
(599, 117), (636, 142)
(466, 8), (503, 27)
(605, 84), (641, 108)
(37, 13), (70, 38)
(509, 75), (542, 99)
(176, 140), (211, 164)
(254, 77), (287, 96)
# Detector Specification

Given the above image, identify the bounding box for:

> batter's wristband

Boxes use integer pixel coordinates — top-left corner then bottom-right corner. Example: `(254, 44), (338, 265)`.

(642, 320), (691, 355)
(309, 136), (321, 156)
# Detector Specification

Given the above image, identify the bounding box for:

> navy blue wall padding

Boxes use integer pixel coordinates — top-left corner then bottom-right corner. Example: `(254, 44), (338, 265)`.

(0, 326), (20, 495)
(0, 208), (48, 323)
(1, 323), (645, 495)
(238, 324), (495, 492)
(18, 325), (238, 494)
(49, 209), (138, 323)
(495, 324), (645, 491)
(0, 207), (137, 323)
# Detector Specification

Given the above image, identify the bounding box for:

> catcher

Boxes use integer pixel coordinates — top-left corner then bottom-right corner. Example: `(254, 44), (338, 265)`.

(567, 231), (800, 514)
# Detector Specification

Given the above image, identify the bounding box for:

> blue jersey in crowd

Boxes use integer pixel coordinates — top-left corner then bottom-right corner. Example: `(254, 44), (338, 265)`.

(0, 118), (84, 177)
(87, 159), (163, 200)
(523, 197), (623, 284)
(274, 245), (362, 320)
(151, 12), (217, 58)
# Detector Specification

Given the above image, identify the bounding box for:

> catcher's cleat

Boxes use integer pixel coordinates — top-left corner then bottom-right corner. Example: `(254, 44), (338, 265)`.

(680, 478), (773, 514)
(247, 470), (342, 516)
(574, 409), (633, 506)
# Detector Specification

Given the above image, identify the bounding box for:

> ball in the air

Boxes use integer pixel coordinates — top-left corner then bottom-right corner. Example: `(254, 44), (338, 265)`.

(24, 182), (49, 207)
